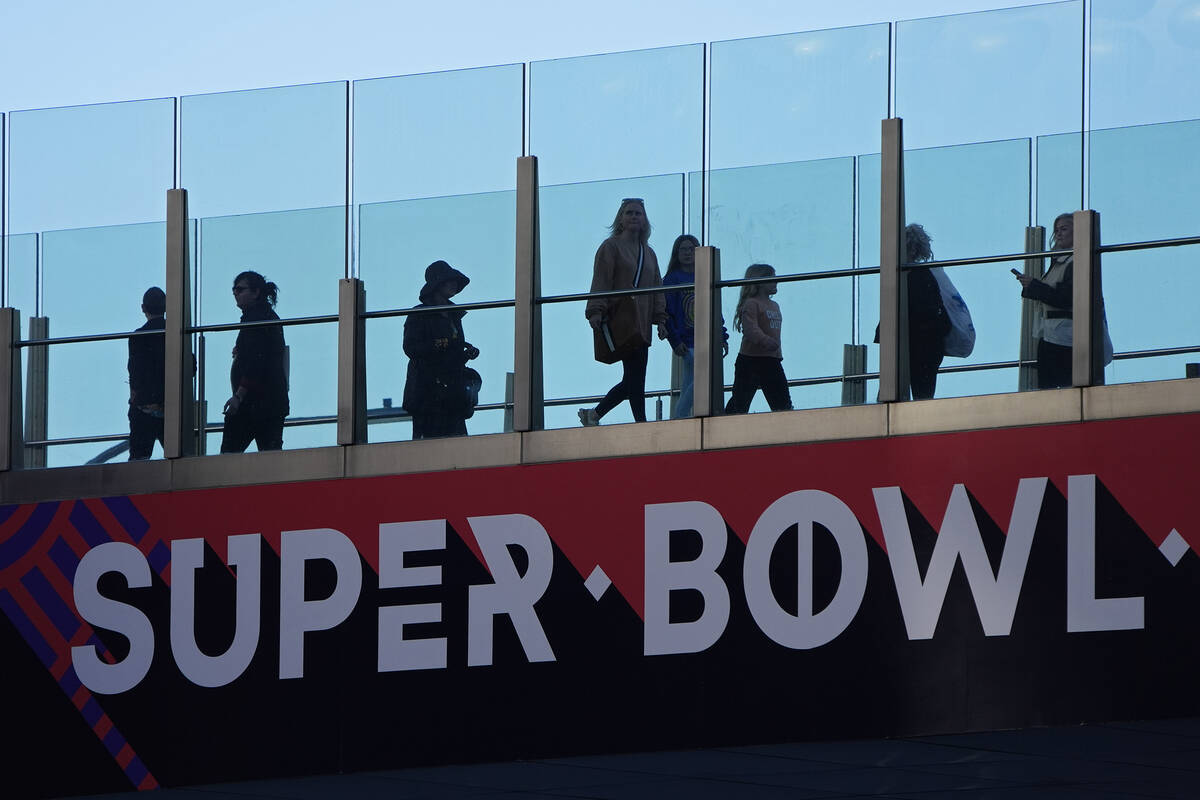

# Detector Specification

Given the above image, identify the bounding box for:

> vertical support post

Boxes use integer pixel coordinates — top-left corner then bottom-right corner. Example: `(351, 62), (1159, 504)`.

(503, 372), (515, 432)
(693, 245), (723, 417)
(0, 308), (23, 471)
(513, 155), (543, 432)
(1019, 226), (1046, 392)
(23, 317), (48, 468)
(841, 344), (867, 406)
(1072, 210), (1104, 387)
(337, 277), (367, 445)
(879, 118), (908, 402)
(165, 189), (195, 459)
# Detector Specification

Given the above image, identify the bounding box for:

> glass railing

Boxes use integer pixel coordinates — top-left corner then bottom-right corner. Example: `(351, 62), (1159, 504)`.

(895, 2), (1083, 150)
(710, 23), (888, 169)
(529, 44), (704, 187)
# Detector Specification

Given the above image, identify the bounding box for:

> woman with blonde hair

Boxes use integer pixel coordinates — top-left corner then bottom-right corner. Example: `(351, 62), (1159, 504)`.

(578, 198), (668, 425)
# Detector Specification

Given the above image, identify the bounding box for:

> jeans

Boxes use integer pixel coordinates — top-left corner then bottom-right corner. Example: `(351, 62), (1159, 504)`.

(672, 347), (695, 419)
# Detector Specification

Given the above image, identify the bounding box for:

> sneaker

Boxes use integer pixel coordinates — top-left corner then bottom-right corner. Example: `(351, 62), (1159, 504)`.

(578, 407), (600, 427)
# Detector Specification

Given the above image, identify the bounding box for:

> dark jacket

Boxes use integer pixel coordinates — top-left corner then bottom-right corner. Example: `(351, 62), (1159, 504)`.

(128, 316), (165, 406)
(402, 304), (470, 417)
(231, 302), (289, 416)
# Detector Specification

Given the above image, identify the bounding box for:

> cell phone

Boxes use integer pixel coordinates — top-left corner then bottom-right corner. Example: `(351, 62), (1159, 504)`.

(1010, 268), (1022, 277)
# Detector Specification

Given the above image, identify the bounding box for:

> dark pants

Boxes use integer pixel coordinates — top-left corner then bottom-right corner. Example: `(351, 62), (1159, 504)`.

(128, 407), (164, 460)
(725, 354), (793, 414)
(909, 334), (945, 400)
(412, 413), (468, 440)
(1037, 339), (1073, 389)
(597, 346), (649, 422)
(220, 408), (285, 453)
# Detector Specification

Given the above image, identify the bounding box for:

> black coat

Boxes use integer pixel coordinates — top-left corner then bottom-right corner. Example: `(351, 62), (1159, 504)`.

(402, 304), (470, 417)
(231, 302), (289, 416)
(128, 316), (165, 406)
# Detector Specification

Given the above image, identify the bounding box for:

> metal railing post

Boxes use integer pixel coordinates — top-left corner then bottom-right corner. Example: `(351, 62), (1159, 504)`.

(693, 245), (723, 417)
(165, 189), (195, 459)
(0, 308), (23, 471)
(879, 118), (908, 402)
(24, 316), (48, 468)
(337, 277), (367, 445)
(1019, 226), (1046, 392)
(1073, 210), (1104, 387)
(513, 155), (543, 432)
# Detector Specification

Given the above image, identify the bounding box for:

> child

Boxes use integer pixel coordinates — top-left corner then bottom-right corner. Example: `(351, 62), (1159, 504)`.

(725, 264), (793, 414)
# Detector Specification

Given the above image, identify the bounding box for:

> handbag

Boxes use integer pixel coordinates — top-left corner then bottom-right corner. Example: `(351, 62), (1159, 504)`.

(930, 266), (976, 358)
(463, 367), (482, 419)
(593, 244), (647, 364)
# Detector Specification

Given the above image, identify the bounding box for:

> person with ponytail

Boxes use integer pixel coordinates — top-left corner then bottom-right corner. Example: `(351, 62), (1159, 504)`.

(221, 270), (289, 452)
(724, 263), (793, 414)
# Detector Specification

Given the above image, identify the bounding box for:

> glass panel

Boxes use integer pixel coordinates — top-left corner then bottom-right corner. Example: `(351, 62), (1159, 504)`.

(196, 207), (344, 324)
(1101, 243), (1200, 386)
(199, 320), (337, 453)
(1090, 119), (1200, 244)
(707, 158), (855, 273)
(539, 175), (685, 429)
(904, 139), (1032, 398)
(721, 276), (857, 413)
(44, 339), (129, 466)
(353, 64), (523, 205)
(42, 222), (166, 338)
(905, 139), (1031, 259)
(6, 233), (38, 319)
(530, 45), (703, 186)
(896, 2), (1083, 149)
(542, 299), (675, 430)
(358, 190), (516, 311)
(1091, 0), (1200, 130)
(539, 174), (685, 297)
(709, 24), (889, 169)
(181, 81), (347, 220)
(856, 153), (882, 381)
(365, 306), (514, 443)
(1037, 132), (1083, 228)
(7, 99), (174, 236)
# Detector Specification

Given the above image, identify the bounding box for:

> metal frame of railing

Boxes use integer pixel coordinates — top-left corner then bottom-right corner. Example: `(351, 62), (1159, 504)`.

(4, 119), (1200, 468)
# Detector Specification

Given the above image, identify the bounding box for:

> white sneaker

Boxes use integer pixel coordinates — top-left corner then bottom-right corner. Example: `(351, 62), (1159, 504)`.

(578, 407), (600, 427)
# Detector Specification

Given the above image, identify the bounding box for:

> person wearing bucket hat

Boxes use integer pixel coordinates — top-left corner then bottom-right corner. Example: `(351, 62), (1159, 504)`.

(403, 260), (481, 439)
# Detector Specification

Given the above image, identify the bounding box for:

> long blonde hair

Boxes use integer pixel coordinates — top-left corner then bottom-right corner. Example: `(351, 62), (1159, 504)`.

(733, 263), (775, 332)
(608, 198), (651, 244)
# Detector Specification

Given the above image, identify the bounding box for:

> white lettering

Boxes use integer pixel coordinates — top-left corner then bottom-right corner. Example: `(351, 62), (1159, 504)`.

(279, 528), (363, 679)
(1067, 474), (1143, 632)
(170, 535), (262, 687)
(71, 542), (155, 694)
(378, 520), (447, 672)
(643, 501), (730, 656)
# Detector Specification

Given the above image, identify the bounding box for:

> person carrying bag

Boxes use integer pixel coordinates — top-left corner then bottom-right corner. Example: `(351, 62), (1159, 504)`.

(579, 198), (668, 426)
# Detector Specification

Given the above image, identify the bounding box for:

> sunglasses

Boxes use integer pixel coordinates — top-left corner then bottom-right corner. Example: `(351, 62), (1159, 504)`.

(232, 285), (253, 295)
(622, 198), (644, 205)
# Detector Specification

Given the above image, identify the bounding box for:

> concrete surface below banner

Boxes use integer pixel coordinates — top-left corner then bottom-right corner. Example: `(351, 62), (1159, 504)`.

(80, 717), (1200, 799)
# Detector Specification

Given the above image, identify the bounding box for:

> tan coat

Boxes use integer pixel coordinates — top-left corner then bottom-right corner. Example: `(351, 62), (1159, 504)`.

(585, 237), (667, 345)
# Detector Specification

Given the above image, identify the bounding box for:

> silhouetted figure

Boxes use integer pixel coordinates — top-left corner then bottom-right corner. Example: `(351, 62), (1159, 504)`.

(403, 260), (479, 439)
(221, 271), (288, 452)
(579, 198), (668, 426)
(661, 234), (728, 418)
(1016, 213), (1074, 389)
(127, 286), (166, 460)
(903, 224), (951, 399)
(725, 264), (793, 414)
